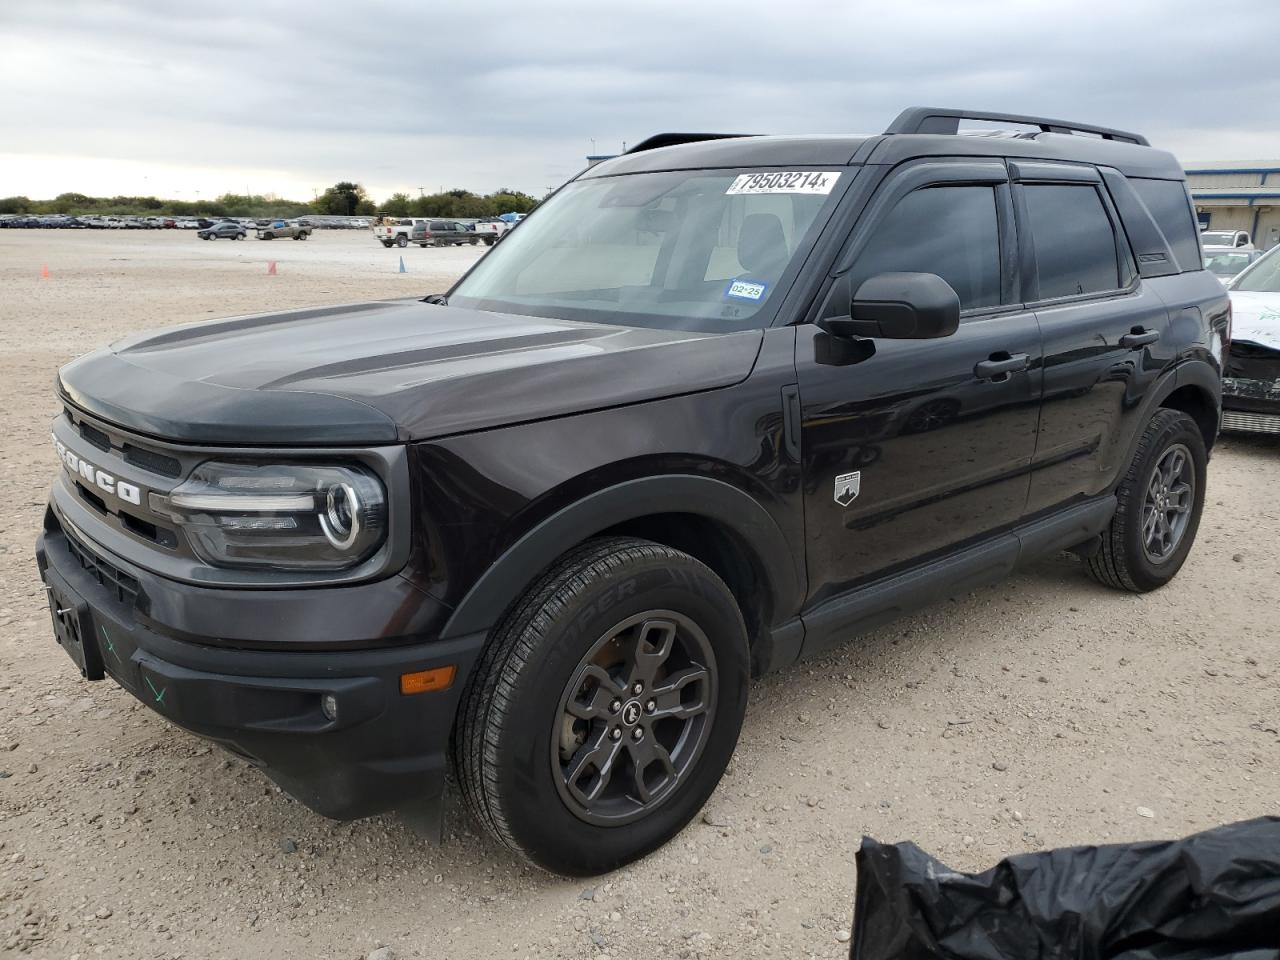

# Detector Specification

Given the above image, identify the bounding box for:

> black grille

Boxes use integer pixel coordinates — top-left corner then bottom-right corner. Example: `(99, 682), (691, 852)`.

(123, 443), (181, 478)
(78, 420), (112, 452)
(64, 528), (142, 607)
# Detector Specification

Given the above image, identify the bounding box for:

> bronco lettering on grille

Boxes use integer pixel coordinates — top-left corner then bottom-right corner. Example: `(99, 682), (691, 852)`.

(51, 433), (143, 505)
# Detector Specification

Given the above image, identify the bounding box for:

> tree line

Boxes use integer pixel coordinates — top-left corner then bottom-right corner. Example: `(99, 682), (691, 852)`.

(0, 181), (542, 219)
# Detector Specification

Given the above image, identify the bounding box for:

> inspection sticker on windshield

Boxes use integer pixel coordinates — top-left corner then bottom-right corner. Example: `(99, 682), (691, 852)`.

(725, 171), (840, 195)
(724, 279), (768, 301)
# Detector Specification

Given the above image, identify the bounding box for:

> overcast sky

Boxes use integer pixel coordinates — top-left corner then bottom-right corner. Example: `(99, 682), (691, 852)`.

(3, 0), (1278, 202)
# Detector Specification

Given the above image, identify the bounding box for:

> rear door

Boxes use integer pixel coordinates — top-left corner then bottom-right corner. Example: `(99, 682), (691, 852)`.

(794, 159), (1044, 609)
(1011, 162), (1174, 513)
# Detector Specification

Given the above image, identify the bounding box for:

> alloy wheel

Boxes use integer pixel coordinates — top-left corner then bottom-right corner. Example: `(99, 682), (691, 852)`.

(552, 611), (716, 825)
(1142, 442), (1194, 563)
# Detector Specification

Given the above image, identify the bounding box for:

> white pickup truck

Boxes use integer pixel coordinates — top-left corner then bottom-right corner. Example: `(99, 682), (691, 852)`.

(472, 218), (510, 242)
(372, 217), (428, 248)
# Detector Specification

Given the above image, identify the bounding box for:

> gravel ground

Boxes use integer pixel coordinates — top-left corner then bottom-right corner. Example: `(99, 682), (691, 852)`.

(1, 230), (1277, 959)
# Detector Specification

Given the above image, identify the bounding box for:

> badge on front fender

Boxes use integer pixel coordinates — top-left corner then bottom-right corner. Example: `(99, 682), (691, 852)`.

(834, 471), (861, 506)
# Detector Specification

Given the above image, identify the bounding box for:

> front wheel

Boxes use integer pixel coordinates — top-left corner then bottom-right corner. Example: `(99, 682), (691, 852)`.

(454, 537), (748, 876)
(237, 233), (246, 240)
(1086, 408), (1207, 592)
(396, 236), (408, 248)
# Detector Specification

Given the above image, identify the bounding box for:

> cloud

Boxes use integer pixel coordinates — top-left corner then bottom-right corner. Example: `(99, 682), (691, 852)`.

(1, 0), (1277, 200)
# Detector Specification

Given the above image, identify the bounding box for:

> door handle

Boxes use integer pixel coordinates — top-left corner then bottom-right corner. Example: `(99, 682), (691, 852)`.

(1120, 328), (1161, 349)
(974, 352), (1030, 381)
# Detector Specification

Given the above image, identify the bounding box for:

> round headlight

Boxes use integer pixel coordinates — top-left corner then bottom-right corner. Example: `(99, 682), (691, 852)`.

(321, 482), (361, 550)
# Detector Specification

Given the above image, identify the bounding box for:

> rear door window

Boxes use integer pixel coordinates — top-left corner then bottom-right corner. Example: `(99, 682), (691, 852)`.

(1129, 178), (1202, 272)
(1023, 184), (1120, 299)
(430, 221), (450, 231)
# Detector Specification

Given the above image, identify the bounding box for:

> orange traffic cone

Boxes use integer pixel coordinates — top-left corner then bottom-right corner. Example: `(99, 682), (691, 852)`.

(267, 260), (277, 276)
(40, 264), (49, 279)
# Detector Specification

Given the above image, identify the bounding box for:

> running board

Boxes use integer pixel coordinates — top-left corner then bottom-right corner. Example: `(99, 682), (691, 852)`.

(797, 496), (1116, 660)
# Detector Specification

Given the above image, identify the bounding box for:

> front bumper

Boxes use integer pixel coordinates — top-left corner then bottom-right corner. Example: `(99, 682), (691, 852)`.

(1222, 344), (1280, 435)
(35, 510), (484, 823)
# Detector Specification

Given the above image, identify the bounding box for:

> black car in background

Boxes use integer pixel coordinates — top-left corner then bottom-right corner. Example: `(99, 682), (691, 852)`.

(37, 107), (1226, 876)
(196, 220), (247, 240)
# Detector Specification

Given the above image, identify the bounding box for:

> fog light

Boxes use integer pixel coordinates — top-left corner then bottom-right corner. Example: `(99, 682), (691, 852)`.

(320, 693), (339, 722)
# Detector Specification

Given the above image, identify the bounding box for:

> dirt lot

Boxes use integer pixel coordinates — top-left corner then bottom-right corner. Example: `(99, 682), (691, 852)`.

(0, 229), (1276, 959)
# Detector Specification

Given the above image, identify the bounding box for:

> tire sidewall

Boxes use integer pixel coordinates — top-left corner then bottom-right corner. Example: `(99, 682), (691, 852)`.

(1120, 413), (1207, 589)
(493, 556), (748, 875)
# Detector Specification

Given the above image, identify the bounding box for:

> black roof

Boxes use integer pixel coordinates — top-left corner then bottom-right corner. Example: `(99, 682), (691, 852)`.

(581, 107), (1185, 182)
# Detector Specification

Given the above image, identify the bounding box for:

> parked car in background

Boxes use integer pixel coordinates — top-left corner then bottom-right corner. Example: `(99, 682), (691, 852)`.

(372, 217), (427, 248)
(1203, 249), (1262, 282)
(1200, 229), (1253, 252)
(473, 218), (511, 243)
(409, 219), (490, 247)
(256, 219), (313, 240)
(197, 220), (247, 240)
(1222, 244), (1280, 434)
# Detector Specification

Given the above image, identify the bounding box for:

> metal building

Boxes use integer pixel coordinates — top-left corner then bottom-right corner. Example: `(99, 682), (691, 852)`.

(1185, 161), (1280, 250)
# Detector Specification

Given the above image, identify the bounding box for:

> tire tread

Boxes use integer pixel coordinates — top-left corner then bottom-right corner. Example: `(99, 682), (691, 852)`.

(1087, 408), (1201, 592)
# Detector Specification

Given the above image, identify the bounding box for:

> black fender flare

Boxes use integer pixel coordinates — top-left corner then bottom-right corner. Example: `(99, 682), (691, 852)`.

(1110, 359), (1221, 495)
(439, 475), (803, 640)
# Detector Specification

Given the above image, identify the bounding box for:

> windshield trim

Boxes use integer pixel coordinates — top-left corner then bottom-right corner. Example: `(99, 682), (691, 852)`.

(445, 164), (856, 334)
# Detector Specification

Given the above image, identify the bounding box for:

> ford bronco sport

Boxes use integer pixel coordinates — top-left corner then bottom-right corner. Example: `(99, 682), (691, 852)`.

(37, 108), (1227, 876)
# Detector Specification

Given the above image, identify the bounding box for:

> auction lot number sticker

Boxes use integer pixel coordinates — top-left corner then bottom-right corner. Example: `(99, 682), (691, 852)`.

(726, 171), (841, 195)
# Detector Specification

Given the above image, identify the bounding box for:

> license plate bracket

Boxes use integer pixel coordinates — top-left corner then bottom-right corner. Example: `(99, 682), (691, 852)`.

(44, 571), (104, 681)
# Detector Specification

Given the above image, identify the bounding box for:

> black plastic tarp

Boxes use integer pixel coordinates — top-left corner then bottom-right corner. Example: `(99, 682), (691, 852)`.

(852, 816), (1280, 960)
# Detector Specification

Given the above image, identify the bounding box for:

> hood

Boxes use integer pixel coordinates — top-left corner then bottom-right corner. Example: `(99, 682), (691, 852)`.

(1228, 290), (1280, 351)
(58, 299), (763, 445)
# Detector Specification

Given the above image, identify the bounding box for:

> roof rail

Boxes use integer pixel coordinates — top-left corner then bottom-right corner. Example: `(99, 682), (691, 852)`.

(885, 107), (1149, 146)
(625, 132), (756, 154)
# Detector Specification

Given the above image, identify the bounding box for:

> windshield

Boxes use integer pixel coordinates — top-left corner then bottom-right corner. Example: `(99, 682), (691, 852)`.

(1200, 231), (1236, 247)
(1204, 252), (1253, 279)
(1231, 247), (1280, 292)
(449, 167), (847, 331)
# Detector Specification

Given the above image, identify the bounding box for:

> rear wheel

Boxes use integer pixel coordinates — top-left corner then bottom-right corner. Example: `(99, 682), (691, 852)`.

(237, 232), (246, 240)
(381, 241), (393, 248)
(454, 537), (748, 876)
(1086, 409), (1206, 592)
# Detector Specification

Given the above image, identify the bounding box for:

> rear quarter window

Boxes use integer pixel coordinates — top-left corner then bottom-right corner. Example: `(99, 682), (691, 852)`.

(1128, 178), (1202, 273)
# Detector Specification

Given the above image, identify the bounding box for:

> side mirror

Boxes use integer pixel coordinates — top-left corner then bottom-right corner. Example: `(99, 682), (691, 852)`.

(820, 272), (960, 340)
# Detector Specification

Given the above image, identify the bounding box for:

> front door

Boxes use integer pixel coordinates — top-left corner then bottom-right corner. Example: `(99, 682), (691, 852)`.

(794, 160), (1044, 611)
